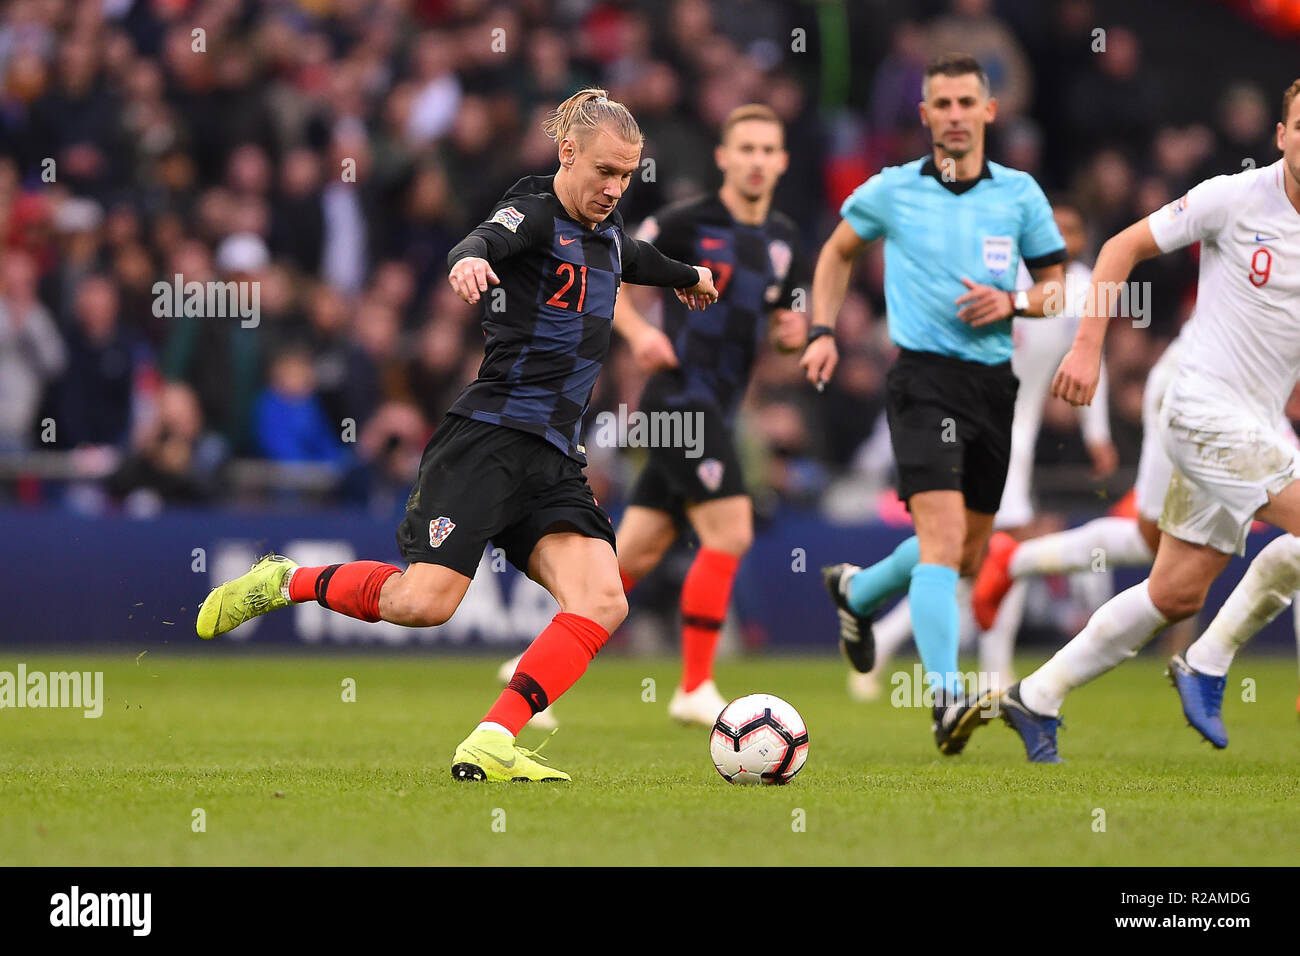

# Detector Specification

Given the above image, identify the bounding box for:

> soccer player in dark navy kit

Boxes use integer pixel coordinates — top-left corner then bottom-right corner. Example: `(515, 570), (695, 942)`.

(196, 89), (719, 782)
(610, 105), (809, 725)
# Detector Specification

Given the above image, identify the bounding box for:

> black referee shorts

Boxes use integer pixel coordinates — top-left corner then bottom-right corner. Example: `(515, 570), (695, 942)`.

(885, 348), (1018, 515)
(395, 414), (616, 577)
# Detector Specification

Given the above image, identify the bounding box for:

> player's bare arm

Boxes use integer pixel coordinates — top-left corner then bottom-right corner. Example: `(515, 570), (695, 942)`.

(955, 261), (1065, 328)
(1053, 218), (1163, 406)
(612, 292), (678, 371)
(802, 218), (870, 387)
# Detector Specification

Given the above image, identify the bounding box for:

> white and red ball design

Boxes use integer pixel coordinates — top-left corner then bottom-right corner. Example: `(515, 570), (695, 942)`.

(710, 693), (809, 785)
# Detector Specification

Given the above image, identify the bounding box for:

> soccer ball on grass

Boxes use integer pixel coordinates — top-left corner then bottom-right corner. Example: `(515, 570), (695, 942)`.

(710, 693), (808, 785)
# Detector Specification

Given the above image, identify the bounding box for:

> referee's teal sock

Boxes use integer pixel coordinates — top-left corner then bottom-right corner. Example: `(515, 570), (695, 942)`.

(909, 563), (963, 699)
(847, 536), (920, 615)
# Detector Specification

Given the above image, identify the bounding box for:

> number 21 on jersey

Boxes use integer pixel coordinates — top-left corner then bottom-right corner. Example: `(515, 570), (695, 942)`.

(548, 262), (588, 310)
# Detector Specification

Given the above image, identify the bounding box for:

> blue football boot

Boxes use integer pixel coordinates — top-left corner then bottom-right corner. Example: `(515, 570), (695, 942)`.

(1168, 653), (1228, 748)
(999, 682), (1063, 763)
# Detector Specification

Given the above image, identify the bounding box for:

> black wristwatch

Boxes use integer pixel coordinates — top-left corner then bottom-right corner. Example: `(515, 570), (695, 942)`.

(805, 324), (834, 346)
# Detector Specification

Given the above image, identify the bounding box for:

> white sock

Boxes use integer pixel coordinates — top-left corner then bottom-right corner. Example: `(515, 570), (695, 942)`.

(1187, 534), (1300, 676)
(1011, 517), (1153, 578)
(281, 567), (299, 603)
(980, 578), (1027, 687)
(475, 721), (514, 739)
(1020, 580), (1168, 716)
(871, 597), (915, 674)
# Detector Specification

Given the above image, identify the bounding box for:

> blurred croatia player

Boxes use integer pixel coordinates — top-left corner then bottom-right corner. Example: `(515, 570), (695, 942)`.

(803, 53), (1067, 753)
(196, 89), (718, 782)
(610, 104), (808, 724)
(986, 78), (1300, 762)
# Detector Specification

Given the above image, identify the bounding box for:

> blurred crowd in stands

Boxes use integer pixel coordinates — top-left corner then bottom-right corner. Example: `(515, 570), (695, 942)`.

(0, 0), (1292, 518)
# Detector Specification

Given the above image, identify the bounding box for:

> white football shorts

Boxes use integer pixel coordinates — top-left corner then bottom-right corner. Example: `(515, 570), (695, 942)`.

(1157, 397), (1300, 555)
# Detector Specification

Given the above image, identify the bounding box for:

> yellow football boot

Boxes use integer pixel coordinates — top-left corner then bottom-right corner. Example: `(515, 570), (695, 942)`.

(451, 728), (570, 782)
(196, 553), (297, 639)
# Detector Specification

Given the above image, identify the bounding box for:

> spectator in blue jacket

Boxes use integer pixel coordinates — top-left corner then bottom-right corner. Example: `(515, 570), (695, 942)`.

(254, 347), (348, 465)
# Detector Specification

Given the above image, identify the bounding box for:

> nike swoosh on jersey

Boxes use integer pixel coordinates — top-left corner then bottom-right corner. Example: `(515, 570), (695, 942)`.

(1255, 233), (1278, 242)
(559, 236), (579, 245)
(701, 237), (726, 249)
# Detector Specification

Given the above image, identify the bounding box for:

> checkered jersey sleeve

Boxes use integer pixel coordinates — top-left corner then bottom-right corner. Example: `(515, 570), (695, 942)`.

(448, 194), (552, 267)
(622, 231), (700, 288)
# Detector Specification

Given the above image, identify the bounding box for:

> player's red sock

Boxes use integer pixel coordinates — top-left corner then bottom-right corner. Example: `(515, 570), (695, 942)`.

(620, 569), (638, 594)
(483, 612), (610, 735)
(680, 548), (741, 692)
(288, 562), (401, 622)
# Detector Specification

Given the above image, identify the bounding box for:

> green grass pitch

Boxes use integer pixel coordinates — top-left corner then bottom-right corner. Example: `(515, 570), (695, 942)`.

(1, 653), (1298, 866)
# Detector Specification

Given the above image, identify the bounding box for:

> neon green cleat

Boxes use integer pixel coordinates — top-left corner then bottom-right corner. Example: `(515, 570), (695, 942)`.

(196, 553), (298, 639)
(451, 728), (571, 783)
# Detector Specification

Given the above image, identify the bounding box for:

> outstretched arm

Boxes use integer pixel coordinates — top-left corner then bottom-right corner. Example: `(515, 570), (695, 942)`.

(1053, 218), (1163, 406)
(623, 238), (718, 310)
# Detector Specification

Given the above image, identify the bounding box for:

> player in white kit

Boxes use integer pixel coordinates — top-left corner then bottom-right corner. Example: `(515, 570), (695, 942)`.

(978, 80), (1300, 761)
(975, 330), (1300, 693)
